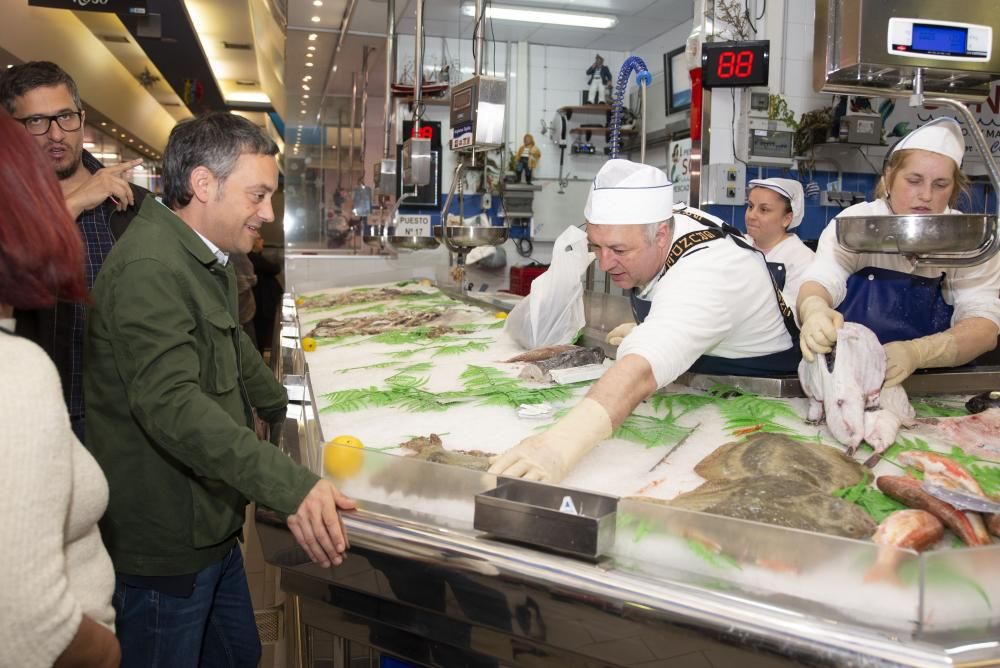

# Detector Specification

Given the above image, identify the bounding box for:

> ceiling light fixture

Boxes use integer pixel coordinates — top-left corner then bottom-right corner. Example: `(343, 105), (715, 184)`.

(306, 62), (313, 67)
(302, 75), (312, 81)
(308, 33), (318, 41)
(459, 3), (616, 28)
(308, 45), (316, 51)
(307, 52), (314, 58)
(302, 85), (310, 90)
(303, 94), (310, 99)
(313, 0), (322, 5)
(310, 15), (320, 22)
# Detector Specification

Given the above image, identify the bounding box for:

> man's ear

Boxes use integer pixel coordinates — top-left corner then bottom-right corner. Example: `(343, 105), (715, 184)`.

(655, 218), (673, 248)
(190, 166), (214, 204)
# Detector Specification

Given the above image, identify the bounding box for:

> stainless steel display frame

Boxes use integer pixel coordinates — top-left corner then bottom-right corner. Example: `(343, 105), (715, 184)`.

(258, 292), (1000, 667)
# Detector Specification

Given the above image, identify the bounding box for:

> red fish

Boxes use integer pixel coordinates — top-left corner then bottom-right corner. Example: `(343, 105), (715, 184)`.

(865, 509), (944, 584)
(876, 476), (992, 547)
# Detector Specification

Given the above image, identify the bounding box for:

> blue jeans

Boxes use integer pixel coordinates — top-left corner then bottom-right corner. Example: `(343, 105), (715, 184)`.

(113, 545), (261, 667)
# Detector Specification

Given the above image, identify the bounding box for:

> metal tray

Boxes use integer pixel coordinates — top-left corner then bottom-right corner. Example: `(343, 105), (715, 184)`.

(437, 224), (510, 248)
(474, 479), (617, 560)
(836, 214), (997, 261)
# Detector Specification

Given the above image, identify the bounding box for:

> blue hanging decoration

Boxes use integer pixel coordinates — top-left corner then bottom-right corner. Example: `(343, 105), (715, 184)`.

(608, 56), (652, 160)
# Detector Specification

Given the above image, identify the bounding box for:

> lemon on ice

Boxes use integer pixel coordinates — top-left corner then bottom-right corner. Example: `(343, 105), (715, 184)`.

(323, 435), (365, 478)
(301, 337), (317, 352)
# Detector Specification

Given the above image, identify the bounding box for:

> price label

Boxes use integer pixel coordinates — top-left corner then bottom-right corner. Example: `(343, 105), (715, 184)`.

(395, 214), (431, 237)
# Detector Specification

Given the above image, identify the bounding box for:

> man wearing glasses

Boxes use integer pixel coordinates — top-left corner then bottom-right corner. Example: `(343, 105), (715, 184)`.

(0, 61), (149, 442)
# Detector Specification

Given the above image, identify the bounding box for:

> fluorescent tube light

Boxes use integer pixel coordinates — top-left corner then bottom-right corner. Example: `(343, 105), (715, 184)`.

(461, 3), (616, 29)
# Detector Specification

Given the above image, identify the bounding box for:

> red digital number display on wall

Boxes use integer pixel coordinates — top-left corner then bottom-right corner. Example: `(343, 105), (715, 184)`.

(701, 40), (769, 89)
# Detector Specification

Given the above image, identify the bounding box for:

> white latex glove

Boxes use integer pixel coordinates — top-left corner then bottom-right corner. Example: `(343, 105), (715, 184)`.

(606, 322), (636, 346)
(798, 295), (844, 362)
(488, 398), (613, 483)
(883, 332), (959, 387)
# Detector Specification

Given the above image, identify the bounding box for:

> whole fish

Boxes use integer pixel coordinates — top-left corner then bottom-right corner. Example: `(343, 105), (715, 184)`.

(876, 475), (992, 547)
(503, 344), (576, 363)
(862, 409), (903, 468)
(519, 346), (606, 382)
(865, 509), (944, 584)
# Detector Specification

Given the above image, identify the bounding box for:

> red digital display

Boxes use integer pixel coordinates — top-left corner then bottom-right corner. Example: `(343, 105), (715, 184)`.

(701, 40), (769, 89)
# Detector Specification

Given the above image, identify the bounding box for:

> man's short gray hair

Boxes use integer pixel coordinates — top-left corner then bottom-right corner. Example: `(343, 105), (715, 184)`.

(643, 217), (673, 244)
(163, 112), (278, 209)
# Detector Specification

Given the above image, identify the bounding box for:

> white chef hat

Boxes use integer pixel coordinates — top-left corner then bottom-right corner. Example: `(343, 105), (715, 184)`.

(748, 177), (805, 230)
(889, 116), (965, 168)
(584, 159), (674, 225)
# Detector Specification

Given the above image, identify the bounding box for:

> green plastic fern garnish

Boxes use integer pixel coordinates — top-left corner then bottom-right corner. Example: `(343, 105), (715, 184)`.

(910, 398), (968, 418)
(614, 414), (695, 448)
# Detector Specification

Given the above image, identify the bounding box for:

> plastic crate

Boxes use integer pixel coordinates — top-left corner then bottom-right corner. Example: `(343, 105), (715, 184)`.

(508, 264), (549, 296)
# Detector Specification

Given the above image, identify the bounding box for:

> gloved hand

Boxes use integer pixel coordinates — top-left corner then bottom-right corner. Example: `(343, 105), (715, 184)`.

(883, 332), (959, 387)
(606, 322), (636, 346)
(798, 295), (844, 362)
(488, 398), (613, 483)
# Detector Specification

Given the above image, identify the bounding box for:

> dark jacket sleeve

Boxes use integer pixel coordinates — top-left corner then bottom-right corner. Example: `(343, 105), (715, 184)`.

(105, 259), (317, 513)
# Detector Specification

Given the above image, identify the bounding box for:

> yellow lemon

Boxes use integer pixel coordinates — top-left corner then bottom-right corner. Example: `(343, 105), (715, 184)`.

(301, 337), (317, 352)
(323, 435), (365, 478)
(419, 278), (432, 287)
(295, 297), (305, 306)
(494, 311), (507, 320)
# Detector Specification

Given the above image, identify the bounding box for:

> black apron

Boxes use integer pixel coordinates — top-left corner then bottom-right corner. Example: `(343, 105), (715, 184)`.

(628, 207), (801, 376)
(836, 266), (953, 344)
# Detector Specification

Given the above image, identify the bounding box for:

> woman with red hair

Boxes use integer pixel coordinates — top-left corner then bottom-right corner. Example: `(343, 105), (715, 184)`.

(0, 109), (119, 667)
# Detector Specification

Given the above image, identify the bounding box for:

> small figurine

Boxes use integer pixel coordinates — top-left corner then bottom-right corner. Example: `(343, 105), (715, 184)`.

(514, 133), (541, 184)
(586, 54), (612, 105)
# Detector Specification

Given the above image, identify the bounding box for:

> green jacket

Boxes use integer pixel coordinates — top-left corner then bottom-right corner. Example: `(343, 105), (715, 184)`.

(85, 197), (318, 576)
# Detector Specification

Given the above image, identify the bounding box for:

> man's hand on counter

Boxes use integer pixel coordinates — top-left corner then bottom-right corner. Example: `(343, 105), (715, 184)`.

(606, 322), (636, 346)
(489, 398), (613, 483)
(287, 480), (357, 567)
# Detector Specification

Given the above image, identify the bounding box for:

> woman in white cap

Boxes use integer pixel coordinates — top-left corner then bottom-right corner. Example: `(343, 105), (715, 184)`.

(490, 159), (798, 483)
(798, 117), (1000, 386)
(745, 177), (814, 309)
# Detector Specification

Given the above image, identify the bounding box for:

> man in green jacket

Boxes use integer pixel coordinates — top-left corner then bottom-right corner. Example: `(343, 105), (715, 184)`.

(85, 112), (354, 667)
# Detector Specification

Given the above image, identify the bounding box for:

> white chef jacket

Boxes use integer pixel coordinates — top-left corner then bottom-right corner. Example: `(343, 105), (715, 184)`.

(801, 199), (1000, 330)
(761, 233), (815, 313)
(617, 213), (794, 388)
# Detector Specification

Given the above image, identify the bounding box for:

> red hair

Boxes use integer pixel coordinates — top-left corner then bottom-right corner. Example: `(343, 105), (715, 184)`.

(0, 109), (87, 308)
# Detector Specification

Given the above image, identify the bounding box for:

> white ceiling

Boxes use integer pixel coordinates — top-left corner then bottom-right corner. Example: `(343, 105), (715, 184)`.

(285, 0), (693, 131)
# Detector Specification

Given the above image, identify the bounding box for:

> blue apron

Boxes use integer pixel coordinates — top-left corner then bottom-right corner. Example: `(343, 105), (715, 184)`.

(628, 208), (801, 376)
(836, 266), (953, 344)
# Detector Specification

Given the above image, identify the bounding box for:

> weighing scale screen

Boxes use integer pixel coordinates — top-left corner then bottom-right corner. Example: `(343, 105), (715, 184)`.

(912, 24), (968, 56)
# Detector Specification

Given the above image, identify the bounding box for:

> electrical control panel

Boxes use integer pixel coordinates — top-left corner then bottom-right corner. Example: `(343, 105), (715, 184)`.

(704, 163), (746, 206)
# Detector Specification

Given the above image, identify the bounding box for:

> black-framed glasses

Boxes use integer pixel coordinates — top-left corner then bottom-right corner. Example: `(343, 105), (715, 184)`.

(14, 111), (83, 135)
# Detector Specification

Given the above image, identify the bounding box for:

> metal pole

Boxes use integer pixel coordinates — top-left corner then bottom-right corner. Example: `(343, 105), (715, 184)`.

(349, 72), (357, 183)
(382, 0), (396, 159)
(337, 110), (343, 189)
(360, 46), (372, 184)
(413, 0), (424, 132)
(473, 0), (486, 76)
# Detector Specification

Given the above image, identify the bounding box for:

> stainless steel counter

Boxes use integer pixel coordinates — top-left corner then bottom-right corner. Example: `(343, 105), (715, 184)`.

(258, 291), (1000, 668)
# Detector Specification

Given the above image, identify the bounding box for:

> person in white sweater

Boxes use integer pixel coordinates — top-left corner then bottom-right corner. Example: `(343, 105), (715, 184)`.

(745, 177), (815, 310)
(0, 108), (119, 667)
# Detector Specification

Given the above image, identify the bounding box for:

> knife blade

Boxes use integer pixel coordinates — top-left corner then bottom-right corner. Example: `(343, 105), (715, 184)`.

(921, 482), (1000, 514)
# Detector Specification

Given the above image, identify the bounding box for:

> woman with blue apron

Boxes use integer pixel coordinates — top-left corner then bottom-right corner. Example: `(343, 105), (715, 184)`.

(797, 117), (1000, 386)
(744, 178), (815, 310)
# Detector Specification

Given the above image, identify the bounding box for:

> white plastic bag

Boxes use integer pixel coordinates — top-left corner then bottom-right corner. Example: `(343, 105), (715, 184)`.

(504, 226), (594, 348)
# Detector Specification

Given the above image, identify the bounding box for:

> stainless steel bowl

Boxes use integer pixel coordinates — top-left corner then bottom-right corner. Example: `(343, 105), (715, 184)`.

(439, 225), (510, 249)
(389, 235), (440, 250)
(836, 214), (999, 266)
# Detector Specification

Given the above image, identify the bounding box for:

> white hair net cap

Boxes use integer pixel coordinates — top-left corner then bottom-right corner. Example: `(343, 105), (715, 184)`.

(890, 116), (965, 168)
(748, 177), (805, 230)
(584, 159), (674, 225)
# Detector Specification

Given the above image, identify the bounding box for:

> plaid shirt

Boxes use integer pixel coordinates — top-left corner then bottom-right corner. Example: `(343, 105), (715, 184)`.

(68, 151), (117, 418)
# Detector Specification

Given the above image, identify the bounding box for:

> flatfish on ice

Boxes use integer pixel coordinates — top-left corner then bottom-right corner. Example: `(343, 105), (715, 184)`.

(503, 344), (576, 363)
(398, 433), (493, 471)
(518, 346), (606, 382)
(913, 408), (1000, 463)
(694, 433), (867, 494)
(304, 309), (441, 338)
(667, 476), (877, 540)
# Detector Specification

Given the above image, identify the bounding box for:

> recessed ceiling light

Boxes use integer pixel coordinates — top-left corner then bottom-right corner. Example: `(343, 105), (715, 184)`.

(460, 2), (617, 28)
(311, 16), (320, 22)
(308, 45), (316, 51)
(302, 75), (312, 81)
(307, 53), (314, 58)
(313, 0), (322, 5)
(100, 121), (107, 126)
(303, 94), (310, 98)
(306, 62), (313, 67)
(308, 33), (317, 41)
(110, 127), (117, 132)
(302, 85), (310, 90)
(301, 110), (307, 114)
(128, 138), (134, 143)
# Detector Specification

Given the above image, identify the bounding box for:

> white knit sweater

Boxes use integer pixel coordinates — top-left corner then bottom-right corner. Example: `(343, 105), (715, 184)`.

(0, 330), (115, 667)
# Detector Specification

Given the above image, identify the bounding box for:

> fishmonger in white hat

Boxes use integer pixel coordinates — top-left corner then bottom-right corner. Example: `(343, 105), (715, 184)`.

(797, 116), (1000, 388)
(489, 159), (798, 483)
(745, 177), (814, 308)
